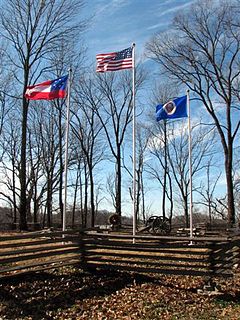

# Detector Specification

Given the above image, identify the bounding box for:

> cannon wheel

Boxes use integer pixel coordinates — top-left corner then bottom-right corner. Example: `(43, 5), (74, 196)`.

(151, 216), (171, 235)
(108, 213), (121, 226)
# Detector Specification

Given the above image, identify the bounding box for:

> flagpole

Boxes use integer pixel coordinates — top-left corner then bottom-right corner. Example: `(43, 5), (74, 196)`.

(187, 89), (193, 241)
(132, 43), (136, 244)
(63, 68), (72, 233)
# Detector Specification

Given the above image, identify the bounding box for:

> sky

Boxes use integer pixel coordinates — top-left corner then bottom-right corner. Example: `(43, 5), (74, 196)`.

(82, 0), (196, 64)
(81, 0), (204, 126)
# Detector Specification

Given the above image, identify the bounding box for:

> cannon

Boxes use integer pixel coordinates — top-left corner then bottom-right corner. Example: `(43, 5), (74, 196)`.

(138, 215), (171, 235)
(108, 214), (171, 235)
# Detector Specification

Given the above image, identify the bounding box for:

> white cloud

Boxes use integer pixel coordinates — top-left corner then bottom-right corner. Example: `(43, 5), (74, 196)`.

(93, 0), (128, 20)
(147, 22), (169, 31)
(155, 0), (195, 18)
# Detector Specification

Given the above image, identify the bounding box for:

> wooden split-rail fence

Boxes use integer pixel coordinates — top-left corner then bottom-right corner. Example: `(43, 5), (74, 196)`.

(0, 230), (239, 279)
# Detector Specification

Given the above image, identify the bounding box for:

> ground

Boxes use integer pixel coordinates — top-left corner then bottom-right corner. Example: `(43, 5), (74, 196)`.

(0, 266), (239, 320)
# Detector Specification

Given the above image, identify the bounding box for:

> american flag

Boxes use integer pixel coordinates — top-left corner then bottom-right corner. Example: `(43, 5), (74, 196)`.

(96, 47), (133, 72)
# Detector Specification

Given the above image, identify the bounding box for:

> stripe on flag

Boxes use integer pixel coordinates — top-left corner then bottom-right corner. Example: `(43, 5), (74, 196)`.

(96, 47), (133, 72)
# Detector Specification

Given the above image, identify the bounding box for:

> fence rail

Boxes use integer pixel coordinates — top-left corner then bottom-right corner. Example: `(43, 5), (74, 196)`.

(81, 232), (239, 278)
(0, 230), (239, 279)
(0, 230), (81, 278)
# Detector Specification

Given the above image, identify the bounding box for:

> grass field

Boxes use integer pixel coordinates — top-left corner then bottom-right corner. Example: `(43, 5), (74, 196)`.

(0, 266), (239, 319)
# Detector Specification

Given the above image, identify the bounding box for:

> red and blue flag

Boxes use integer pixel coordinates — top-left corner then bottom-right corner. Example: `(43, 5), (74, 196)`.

(96, 47), (133, 72)
(25, 75), (68, 100)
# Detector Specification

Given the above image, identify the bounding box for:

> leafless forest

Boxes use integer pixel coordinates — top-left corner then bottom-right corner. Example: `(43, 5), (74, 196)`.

(0, 0), (239, 232)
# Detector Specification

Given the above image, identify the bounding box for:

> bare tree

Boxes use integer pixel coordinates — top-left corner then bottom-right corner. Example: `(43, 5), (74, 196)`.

(106, 173), (117, 212)
(94, 70), (145, 222)
(233, 147), (240, 223)
(146, 0), (240, 226)
(146, 84), (177, 222)
(146, 124), (174, 222)
(126, 126), (151, 224)
(195, 159), (222, 225)
(0, 0), (87, 230)
(70, 157), (83, 228)
(148, 119), (215, 227)
(47, 41), (87, 227)
(169, 124), (214, 227)
(0, 120), (21, 226)
(71, 76), (105, 227)
(0, 43), (12, 147)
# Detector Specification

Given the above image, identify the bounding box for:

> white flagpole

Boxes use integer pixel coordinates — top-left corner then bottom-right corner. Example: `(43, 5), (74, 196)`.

(63, 68), (72, 233)
(187, 89), (193, 240)
(132, 43), (136, 243)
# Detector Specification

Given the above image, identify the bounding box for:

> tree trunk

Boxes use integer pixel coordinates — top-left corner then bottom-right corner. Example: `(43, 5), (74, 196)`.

(115, 145), (121, 223)
(79, 169), (84, 227)
(72, 170), (80, 228)
(136, 168), (141, 224)
(184, 196), (189, 227)
(84, 162), (88, 227)
(11, 158), (17, 227)
(168, 173), (174, 224)
(19, 97), (28, 231)
(225, 154), (235, 226)
(46, 177), (52, 228)
(89, 163), (95, 228)
(140, 172), (146, 223)
(162, 120), (167, 218)
(226, 101), (235, 227)
(33, 186), (39, 224)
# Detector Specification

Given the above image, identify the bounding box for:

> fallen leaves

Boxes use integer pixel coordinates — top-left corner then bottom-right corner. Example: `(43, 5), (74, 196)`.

(0, 267), (239, 319)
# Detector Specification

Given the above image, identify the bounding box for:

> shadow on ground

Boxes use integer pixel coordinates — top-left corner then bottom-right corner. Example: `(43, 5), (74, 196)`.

(0, 268), (239, 320)
(0, 268), (155, 319)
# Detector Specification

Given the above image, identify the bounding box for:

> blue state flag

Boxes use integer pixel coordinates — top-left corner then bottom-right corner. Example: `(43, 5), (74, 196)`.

(156, 95), (188, 122)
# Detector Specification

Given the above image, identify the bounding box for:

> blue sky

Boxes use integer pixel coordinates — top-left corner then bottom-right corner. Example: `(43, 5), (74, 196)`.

(82, 0), (196, 63)
(82, 0), (202, 121)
